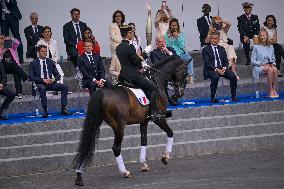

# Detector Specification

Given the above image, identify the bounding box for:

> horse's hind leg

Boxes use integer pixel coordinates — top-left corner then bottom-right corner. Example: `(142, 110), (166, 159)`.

(140, 121), (150, 172)
(112, 125), (132, 178)
(154, 118), (174, 165)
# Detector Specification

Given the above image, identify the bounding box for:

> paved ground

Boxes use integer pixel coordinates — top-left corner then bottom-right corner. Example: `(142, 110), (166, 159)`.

(0, 148), (284, 189)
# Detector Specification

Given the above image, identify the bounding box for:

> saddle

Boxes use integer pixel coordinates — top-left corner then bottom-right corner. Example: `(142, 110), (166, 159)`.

(117, 75), (140, 89)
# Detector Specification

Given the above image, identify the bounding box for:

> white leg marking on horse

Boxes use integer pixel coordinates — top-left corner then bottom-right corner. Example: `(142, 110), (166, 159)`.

(115, 154), (127, 173)
(166, 137), (174, 154)
(140, 146), (147, 163)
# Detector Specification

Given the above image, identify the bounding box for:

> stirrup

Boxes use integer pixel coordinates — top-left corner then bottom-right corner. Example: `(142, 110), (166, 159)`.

(141, 163), (150, 172)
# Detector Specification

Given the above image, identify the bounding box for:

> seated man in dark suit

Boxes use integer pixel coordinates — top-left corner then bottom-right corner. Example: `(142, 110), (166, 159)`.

(78, 39), (111, 96)
(63, 8), (87, 68)
(24, 12), (43, 59)
(150, 36), (176, 64)
(150, 36), (179, 106)
(202, 31), (238, 103)
(0, 63), (16, 120)
(197, 4), (212, 47)
(29, 45), (72, 118)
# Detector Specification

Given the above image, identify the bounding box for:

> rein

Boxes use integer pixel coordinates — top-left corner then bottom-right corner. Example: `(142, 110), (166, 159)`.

(149, 64), (185, 89)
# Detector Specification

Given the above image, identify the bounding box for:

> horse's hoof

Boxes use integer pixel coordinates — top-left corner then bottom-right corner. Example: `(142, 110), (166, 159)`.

(75, 176), (84, 186)
(141, 163), (150, 172)
(161, 154), (169, 165)
(123, 170), (132, 178)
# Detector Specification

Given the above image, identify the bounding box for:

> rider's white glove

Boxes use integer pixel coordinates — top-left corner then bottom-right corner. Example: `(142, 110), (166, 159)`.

(142, 62), (150, 68)
(143, 45), (154, 54)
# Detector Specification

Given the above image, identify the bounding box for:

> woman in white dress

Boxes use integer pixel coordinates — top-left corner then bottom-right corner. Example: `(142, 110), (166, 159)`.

(109, 10), (124, 55)
(37, 26), (64, 84)
(109, 10), (125, 83)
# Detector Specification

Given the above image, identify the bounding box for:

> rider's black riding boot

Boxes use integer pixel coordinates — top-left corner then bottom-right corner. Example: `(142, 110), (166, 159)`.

(148, 91), (163, 122)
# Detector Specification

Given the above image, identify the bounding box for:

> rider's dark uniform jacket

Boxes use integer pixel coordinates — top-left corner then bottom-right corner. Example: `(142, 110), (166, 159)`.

(116, 40), (148, 80)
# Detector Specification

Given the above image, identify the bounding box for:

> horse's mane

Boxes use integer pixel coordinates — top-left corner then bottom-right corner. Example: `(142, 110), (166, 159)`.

(151, 55), (182, 70)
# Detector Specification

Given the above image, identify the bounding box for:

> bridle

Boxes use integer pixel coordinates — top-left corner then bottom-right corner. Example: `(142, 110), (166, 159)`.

(148, 63), (187, 96)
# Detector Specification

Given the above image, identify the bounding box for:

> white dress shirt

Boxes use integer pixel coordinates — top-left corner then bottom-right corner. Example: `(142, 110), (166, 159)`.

(211, 45), (222, 68)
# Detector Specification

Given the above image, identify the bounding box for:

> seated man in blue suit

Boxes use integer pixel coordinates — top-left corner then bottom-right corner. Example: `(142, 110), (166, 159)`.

(78, 39), (111, 96)
(150, 36), (179, 106)
(202, 31), (238, 103)
(29, 45), (72, 118)
(150, 36), (176, 64)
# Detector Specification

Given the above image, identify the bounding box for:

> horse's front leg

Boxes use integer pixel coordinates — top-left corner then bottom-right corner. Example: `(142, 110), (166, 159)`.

(140, 121), (150, 172)
(154, 118), (173, 165)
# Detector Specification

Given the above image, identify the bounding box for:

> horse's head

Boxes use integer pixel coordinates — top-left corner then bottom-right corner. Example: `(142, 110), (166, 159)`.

(171, 59), (188, 98)
(152, 56), (188, 99)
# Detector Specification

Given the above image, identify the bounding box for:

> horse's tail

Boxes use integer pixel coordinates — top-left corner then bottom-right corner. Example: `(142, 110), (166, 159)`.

(73, 91), (104, 169)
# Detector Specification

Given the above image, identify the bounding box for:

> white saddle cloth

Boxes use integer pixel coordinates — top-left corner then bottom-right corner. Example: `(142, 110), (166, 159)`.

(128, 88), (150, 105)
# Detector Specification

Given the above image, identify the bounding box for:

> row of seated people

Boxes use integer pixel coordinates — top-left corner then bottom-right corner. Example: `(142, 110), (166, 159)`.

(1, 1), (283, 80)
(0, 10), (282, 120)
(0, 28), (281, 120)
(2, 4), (282, 97)
(0, 10), (101, 100)
(0, 44), (72, 120)
(0, 39), (109, 120)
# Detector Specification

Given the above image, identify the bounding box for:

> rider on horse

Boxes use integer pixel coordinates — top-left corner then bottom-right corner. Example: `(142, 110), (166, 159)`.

(116, 26), (162, 121)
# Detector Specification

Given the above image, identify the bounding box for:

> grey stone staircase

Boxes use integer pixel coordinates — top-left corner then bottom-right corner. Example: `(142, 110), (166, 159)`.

(1, 100), (284, 177)
(1, 47), (284, 178)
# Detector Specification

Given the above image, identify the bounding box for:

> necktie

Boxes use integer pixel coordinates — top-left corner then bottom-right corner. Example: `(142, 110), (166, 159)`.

(34, 26), (38, 34)
(75, 23), (81, 42)
(207, 16), (211, 24)
(42, 60), (48, 79)
(88, 54), (93, 63)
(214, 47), (222, 68)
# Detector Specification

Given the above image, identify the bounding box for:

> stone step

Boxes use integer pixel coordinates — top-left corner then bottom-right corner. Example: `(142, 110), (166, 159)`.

(2, 100), (284, 134)
(3, 77), (284, 115)
(1, 129), (284, 177)
(1, 109), (283, 150)
(183, 78), (284, 99)
(1, 101), (284, 177)
(1, 120), (283, 160)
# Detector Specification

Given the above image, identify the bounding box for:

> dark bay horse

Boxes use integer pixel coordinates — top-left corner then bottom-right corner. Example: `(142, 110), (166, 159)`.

(73, 56), (187, 186)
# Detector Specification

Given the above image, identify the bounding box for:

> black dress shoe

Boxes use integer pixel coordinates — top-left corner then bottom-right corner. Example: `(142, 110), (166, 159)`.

(0, 114), (8, 120)
(42, 113), (49, 118)
(231, 97), (239, 102)
(278, 74), (283, 77)
(211, 97), (219, 103)
(61, 109), (72, 116)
